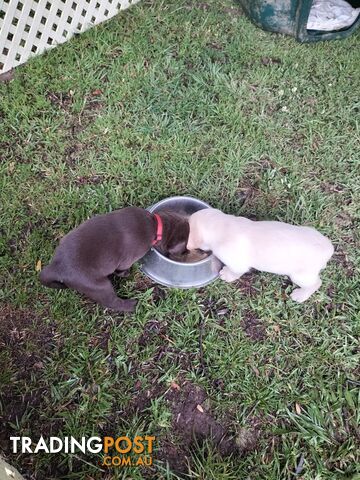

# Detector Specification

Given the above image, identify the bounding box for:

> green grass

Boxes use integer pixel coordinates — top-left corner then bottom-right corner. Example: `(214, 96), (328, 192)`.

(0, 0), (359, 478)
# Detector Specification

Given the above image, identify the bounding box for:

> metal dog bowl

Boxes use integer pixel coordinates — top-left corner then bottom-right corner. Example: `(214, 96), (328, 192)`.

(140, 196), (221, 288)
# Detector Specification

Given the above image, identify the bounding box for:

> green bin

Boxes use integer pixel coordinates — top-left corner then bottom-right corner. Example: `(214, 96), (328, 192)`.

(237, 0), (360, 42)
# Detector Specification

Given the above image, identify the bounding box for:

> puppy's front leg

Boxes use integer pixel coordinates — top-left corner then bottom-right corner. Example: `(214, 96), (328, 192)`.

(219, 266), (244, 282)
(290, 278), (322, 303)
(290, 272), (322, 303)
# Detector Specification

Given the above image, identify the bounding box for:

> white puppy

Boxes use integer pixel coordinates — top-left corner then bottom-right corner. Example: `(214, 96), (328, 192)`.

(187, 209), (334, 303)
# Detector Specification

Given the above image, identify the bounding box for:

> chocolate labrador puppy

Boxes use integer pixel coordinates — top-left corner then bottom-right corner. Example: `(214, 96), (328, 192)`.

(40, 207), (189, 312)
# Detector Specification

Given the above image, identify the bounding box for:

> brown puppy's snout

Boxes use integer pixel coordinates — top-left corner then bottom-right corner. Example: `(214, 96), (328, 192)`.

(156, 210), (189, 257)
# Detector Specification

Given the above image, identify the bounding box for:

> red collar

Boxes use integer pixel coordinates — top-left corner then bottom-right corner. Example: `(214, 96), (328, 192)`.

(152, 213), (163, 246)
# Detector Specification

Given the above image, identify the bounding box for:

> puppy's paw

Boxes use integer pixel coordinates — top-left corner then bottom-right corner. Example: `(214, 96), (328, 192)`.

(121, 299), (138, 312)
(112, 298), (137, 312)
(290, 288), (310, 303)
(219, 267), (239, 283)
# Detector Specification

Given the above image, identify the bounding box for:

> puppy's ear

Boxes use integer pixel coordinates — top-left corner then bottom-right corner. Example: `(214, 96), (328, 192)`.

(160, 214), (189, 256)
(187, 217), (200, 250)
(168, 239), (188, 256)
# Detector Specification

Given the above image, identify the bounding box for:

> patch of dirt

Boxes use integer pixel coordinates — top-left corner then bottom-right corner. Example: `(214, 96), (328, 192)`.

(68, 94), (104, 136)
(133, 273), (167, 302)
(46, 91), (73, 110)
(129, 340), (198, 378)
(212, 378), (225, 391)
(0, 69), (15, 82)
(9, 88), (106, 175)
(153, 345), (197, 372)
(166, 383), (238, 456)
(185, 2), (210, 11)
(332, 250), (355, 278)
(305, 96), (317, 106)
(128, 382), (166, 415)
(290, 132), (305, 152)
(206, 41), (224, 51)
(46, 89), (103, 119)
(64, 142), (83, 167)
(198, 296), (231, 321)
(235, 272), (259, 297)
(261, 57), (282, 66)
(133, 273), (156, 291)
(0, 304), (56, 374)
(223, 6), (243, 16)
(74, 174), (104, 185)
(234, 426), (260, 452)
(241, 311), (266, 342)
(320, 181), (346, 194)
(310, 284), (346, 317)
(137, 319), (168, 347)
(126, 380), (259, 476)
(49, 89), (105, 168)
(118, 323), (262, 476)
(85, 97), (104, 112)
(156, 439), (189, 476)
(7, 216), (46, 256)
(204, 42), (229, 65)
(152, 285), (167, 302)
(161, 382), (260, 475)
(334, 211), (355, 229)
(88, 321), (113, 352)
(0, 295), (261, 478)
(232, 156), (284, 214)
(0, 304), (61, 475)
(236, 185), (260, 209)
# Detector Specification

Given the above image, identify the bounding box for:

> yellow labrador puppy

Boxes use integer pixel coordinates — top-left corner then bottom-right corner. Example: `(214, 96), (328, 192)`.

(187, 208), (334, 303)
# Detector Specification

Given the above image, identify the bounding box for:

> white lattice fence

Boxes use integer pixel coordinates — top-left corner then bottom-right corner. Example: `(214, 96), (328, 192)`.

(0, 0), (140, 75)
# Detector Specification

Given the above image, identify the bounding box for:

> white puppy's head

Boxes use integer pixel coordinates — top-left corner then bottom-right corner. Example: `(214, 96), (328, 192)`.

(187, 208), (221, 251)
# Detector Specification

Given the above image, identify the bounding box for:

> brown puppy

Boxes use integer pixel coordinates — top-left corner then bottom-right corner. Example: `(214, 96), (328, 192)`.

(40, 207), (189, 312)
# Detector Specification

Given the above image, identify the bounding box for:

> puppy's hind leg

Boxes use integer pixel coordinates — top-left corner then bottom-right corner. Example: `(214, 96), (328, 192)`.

(114, 268), (131, 278)
(290, 272), (322, 303)
(70, 277), (137, 312)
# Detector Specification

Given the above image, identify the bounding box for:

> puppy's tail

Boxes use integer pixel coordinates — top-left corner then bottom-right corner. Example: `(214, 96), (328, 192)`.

(39, 264), (67, 289)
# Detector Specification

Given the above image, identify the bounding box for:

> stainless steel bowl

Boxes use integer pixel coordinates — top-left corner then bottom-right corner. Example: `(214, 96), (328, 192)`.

(140, 196), (221, 288)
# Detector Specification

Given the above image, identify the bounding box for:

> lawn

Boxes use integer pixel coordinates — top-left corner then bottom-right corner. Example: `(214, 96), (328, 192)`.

(0, 0), (359, 478)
